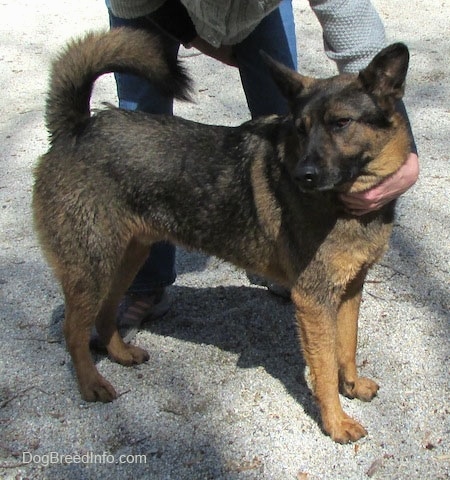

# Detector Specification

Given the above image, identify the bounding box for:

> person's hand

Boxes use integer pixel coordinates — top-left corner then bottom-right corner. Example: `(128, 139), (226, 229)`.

(186, 36), (237, 67)
(340, 152), (419, 215)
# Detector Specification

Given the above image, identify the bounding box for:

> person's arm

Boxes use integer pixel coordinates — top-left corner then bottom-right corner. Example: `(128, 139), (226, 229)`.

(309, 0), (386, 74)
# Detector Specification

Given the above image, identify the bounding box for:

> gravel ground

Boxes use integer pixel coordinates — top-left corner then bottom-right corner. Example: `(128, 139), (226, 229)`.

(0, 0), (449, 479)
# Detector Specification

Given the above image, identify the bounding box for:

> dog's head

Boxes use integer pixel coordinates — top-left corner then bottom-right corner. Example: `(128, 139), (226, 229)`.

(262, 43), (411, 193)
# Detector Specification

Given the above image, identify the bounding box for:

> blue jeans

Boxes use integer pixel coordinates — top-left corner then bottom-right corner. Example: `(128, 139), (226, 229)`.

(107, 0), (297, 294)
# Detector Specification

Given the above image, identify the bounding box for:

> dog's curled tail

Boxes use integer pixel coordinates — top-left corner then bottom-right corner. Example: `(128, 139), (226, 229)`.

(45, 28), (192, 144)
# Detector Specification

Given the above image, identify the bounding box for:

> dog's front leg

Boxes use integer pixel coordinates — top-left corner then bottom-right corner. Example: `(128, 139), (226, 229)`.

(292, 288), (368, 443)
(337, 270), (379, 402)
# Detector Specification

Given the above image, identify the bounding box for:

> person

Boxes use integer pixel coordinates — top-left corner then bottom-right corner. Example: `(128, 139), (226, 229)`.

(102, 0), (419, 341)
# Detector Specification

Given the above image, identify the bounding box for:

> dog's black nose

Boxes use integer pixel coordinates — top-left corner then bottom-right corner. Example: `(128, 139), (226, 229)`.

(295, 165), (319, 189)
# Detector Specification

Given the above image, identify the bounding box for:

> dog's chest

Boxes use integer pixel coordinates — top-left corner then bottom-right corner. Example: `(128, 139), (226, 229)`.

(320, 215), (393, 286)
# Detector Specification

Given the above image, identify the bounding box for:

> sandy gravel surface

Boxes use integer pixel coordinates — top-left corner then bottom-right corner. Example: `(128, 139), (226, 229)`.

(0, 0), (449, 478)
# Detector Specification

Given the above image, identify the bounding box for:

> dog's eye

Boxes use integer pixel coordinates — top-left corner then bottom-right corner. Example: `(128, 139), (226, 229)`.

(331, 118), (352, 130)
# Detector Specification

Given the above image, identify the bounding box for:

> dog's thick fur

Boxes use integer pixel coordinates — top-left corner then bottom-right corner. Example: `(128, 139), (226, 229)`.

(33, 28), (411, 443)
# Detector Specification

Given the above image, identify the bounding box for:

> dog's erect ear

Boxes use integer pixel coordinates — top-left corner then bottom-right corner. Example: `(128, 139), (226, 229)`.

(260, 50), (313, 102)
(358, 43), (409, 105)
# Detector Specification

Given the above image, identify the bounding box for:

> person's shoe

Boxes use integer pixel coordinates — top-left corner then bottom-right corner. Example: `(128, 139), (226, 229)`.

(265, 282), (291, 299)
(90, 288), (170, 350)
(247, 273), (291, 300)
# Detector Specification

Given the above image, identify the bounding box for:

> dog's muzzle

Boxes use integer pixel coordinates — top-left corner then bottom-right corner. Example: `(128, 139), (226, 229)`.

(295, 164), (320, 190)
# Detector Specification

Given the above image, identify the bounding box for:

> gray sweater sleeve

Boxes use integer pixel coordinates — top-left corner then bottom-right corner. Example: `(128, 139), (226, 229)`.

(309, 0), (386, 73)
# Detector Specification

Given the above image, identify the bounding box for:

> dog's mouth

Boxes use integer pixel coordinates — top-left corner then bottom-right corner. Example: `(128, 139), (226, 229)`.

(297, 183), (338, 193)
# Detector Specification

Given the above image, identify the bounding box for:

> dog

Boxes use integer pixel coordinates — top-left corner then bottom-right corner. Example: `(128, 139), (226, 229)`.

(33, 27), (411, 443)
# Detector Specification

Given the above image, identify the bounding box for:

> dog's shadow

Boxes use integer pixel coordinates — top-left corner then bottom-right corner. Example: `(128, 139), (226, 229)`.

(140, 282), (319, 421)
(49, 280), (319, 423)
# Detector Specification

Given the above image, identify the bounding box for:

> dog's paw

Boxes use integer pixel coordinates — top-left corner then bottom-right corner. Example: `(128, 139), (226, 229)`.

(341, 377), (379, 402)
(109, 344), (150, 366)
(324, 413), (368, 444)
(79, 373), (117, 403)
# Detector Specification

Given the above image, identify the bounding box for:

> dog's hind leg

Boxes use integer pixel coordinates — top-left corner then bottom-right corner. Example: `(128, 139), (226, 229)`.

(62, 273), (118, 402)
(94, 237), (151, 367)
(336, 270), (379, 402)
(62, 237), (151, 402)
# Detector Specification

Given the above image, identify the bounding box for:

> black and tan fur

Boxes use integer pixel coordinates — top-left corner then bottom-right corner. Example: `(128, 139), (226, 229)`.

(33, 28), (411, 443)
